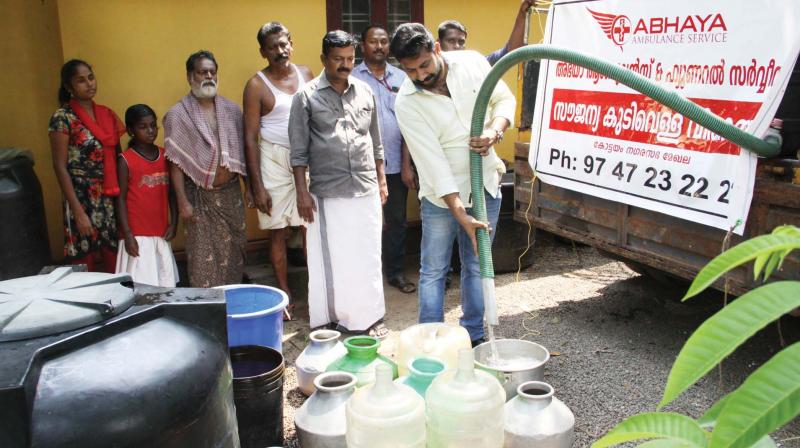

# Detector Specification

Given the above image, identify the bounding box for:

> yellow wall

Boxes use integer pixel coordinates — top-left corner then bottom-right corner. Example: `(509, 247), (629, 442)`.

(57, 0), (327, 251)
(0, 0), (64, 259)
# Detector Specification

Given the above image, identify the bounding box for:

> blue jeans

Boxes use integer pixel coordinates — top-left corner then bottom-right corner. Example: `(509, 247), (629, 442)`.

(418, 190), (501, 341)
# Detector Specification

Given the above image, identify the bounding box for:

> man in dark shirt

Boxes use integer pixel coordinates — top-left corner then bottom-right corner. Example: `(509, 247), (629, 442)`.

(438, 0), (536, 65)
(353, 25), (417, 295)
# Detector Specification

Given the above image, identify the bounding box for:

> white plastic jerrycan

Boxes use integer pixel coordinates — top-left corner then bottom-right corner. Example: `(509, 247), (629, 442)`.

(345, 364), (426, 447)
(397, 323), (471, 376)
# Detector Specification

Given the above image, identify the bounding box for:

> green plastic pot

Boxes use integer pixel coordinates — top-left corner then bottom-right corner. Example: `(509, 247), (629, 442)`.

(326, 336), (398, 387)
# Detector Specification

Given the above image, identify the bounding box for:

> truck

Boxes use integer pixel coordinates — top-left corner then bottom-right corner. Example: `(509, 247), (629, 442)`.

(512, 57), (800, 296)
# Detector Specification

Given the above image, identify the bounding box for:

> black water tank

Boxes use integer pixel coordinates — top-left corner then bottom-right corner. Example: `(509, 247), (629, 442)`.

(494, 171), (536, 273)
(0, 268), (240, 448)
(775, 59), (800, 155)
(0, 148), (50, 280)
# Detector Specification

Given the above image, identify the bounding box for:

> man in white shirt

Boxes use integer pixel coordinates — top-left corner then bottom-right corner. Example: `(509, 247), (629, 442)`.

(392, 23), (516, 345)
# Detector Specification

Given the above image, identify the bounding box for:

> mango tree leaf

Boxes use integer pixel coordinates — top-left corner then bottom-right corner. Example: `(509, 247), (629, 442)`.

(771, 225), (800, 237)
(753, 252), (770, 281)
(699, 398), (776, 447)
(761, 249), (792, 282)
(764, 225), (800, 281)
(698, 395), (730, 428)
(637, 439), (695, 447)
(751, 435), (778, 448)
(591, 413), (709, 448)
(661, 282), (800, 408)
(710, 342), (800, 448)
(756, 226), (800, 281)
(683, 234), (800, 300)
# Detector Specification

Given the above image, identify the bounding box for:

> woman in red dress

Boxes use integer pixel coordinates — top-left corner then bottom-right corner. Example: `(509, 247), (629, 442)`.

(48, 59), (124, 272)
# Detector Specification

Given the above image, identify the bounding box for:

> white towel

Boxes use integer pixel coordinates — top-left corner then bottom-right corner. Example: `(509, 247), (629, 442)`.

(256, 139), (305, 230)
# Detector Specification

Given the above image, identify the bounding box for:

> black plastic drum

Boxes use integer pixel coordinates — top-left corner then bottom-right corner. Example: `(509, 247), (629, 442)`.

(0, 149), (50, 280)
(0, 270), (239, 448)
(494, 171), (536, 273)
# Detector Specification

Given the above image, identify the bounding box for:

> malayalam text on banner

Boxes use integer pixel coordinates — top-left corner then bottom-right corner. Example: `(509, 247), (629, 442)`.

(530, 0), (800, 233)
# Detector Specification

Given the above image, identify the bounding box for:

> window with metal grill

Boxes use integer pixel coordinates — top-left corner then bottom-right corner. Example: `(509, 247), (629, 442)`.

(326, 0), (424, 38)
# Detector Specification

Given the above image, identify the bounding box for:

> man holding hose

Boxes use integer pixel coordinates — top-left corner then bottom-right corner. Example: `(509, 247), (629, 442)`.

(392, 23), (516, 346)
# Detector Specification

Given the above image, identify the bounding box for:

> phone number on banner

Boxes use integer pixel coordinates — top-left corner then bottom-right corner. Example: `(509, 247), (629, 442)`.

(537, 141), (733, 218)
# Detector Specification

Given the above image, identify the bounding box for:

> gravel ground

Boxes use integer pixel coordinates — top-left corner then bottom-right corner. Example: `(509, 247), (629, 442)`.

(273, 233), (799, 447)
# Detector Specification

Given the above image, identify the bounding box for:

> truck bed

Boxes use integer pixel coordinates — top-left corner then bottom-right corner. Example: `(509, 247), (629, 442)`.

(514, 141), (800, 296)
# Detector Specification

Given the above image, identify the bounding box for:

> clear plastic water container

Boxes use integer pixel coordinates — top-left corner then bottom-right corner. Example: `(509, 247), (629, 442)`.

(346, 364), (426, 447)
(426, 349), (506, 447)
(397, 323), (471, 376)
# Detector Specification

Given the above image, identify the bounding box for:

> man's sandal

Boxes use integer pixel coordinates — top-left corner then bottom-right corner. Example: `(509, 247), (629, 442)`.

(311, 322), (337, 332)
(388, 277), (417, 294)
(283, 303), (296, 321)
(368, 321), (390, 339)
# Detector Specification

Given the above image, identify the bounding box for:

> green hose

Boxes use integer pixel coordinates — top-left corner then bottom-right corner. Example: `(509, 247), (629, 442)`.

(470, 44), (781, 282)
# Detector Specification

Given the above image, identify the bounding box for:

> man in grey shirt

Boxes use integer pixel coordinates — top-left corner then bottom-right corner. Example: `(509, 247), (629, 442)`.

(289, 30), (389, 338)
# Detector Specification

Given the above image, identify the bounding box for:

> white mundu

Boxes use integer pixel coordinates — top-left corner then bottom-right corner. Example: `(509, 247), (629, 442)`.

(256, 65), (307, 230)
(305, 192), (385, 331)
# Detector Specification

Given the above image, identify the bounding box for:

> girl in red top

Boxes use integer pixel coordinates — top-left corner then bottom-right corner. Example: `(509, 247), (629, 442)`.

(115, 104), (179, 286)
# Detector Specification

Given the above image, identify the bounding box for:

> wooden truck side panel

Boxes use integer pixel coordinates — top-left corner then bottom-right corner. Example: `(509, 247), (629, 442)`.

(514, 141), (800, 295)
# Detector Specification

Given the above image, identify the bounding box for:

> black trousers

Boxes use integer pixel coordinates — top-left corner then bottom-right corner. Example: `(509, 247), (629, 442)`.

(382, 173), (408, 280)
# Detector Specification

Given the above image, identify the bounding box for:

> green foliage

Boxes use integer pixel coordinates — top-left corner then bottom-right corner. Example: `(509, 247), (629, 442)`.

(752, 226), (800, 283)
(593, 226), (800, 448)
(592, 413), (709, 448)
(698, 395), (729, 428)
(709, 342), (800, 448)
(637, 440), (697, 448)
(750, 435), (778, 448)
(660, 282), (800, 408)
(684, 227), (800, 300)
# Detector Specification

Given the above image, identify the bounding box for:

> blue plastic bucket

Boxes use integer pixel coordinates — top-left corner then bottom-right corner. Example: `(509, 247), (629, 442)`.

(216, 285), (288, 352)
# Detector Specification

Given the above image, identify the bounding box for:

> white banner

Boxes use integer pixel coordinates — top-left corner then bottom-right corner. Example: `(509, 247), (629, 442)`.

(530, 0), (800, 233)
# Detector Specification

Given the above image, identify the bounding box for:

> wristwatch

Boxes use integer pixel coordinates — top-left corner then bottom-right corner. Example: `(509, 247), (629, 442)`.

(493, 128), (504, 144)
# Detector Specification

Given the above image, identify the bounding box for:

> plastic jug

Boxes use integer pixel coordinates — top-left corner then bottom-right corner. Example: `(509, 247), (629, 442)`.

(397, 323), (471, 376)
(345, 364), (426, 447)
(394, 357), (447, 398)
(326, 336), (397, 387)
(426, 349), (506, 447)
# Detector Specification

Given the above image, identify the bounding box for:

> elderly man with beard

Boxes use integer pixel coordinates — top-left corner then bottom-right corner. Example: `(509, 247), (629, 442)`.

(352, 25), (416, 294)
(289, 31), (389, 337)
(392, 24), (515, 346)
(244, 22), (313, 318)
(164, 50), (247, 288)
